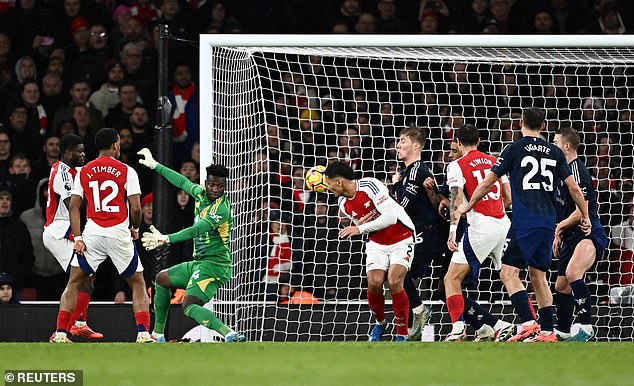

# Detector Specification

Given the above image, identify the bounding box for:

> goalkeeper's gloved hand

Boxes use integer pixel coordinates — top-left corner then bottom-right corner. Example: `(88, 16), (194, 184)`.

(142, 225), (169, 250)
(137, 148), (158, 169)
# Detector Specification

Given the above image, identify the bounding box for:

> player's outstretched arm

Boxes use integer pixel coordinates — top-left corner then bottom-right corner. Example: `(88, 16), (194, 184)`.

(460, 170), (499, 215)
(563, 175), (591, 234)
(137, 148), (201, 196)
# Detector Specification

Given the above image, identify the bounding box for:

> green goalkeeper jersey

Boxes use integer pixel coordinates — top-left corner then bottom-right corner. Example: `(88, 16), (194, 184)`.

(155, 164), (233, 267)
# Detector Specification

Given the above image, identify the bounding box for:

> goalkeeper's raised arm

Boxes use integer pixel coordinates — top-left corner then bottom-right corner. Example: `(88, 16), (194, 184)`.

(137, 148), (202, 196)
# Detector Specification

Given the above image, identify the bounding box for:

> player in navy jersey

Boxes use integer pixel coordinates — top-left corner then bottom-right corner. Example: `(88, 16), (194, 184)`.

(326, 161), (416, 341)
(393, 126), (448, 340)
(553, 127), (608, 342)
(459, 107), (591, 342)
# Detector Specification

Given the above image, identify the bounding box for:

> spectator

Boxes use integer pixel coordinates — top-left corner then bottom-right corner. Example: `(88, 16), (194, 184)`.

(354, 12), (377, 34)
(65, 16), (90, 70)
(136, 192), (156, 291)
(4, 153), (36, 216)
(104, 81), (142, 129)
(0, 131), (11, 181)
(30, 135), (60, 183)
(179, 159), (199, 183)
(129, 105), (152, 150)
(72, 23), (112, 91)
(593, 0), (626, 34)
(460, 0), (493, 33)
(0, 33), (13, 71)
(376, 0), (412, 33)
(168, 63), (199, 165)
(20, 178), (65, 300)
(490, 0), (512, 33)
(119, 42), (155, 113)
(264, 209), (293, 301)
(0, 272), (20, 304)
(193, 1), (240, 34)
(609, 202), (634, 285)
(0, 190), (34, 292)
(51, 79), (104, 136)
(418, 0), (452, 33)
(39, 72), (65, 122)
(333, 0), (362, 31)
(117, 127), (136, 165)
(129, 0), (160, 29)
(533, 9), (557, 33)
(71, 105), (97, 159)
(89, 62), (125, 118)
(168, 189), (194, 267)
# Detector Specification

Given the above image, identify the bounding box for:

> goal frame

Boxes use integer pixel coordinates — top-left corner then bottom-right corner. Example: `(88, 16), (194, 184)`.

(198, 35), (634, 341)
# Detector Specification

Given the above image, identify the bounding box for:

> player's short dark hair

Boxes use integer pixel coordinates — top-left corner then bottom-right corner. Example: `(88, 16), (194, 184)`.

(522, 107), (546, 131)
(206, 164), (229, 179)
(325, 160), (354, 180)
(399, 126), (426, 147)
(94, 127), (119, 151)
(455, 124), (480, 146)
(60, 133), (83, 155)
(555, 127), (580, 150)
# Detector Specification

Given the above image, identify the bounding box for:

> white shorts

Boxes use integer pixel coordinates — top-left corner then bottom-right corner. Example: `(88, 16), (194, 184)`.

(451, 217), (511, 271)
(366, 238), (414, 272)
(71, 234), (143, 278)
(42, 230), (74, 272)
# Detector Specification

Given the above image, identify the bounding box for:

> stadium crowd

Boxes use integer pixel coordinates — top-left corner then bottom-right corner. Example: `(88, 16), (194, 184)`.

(0, 0), (633, 305)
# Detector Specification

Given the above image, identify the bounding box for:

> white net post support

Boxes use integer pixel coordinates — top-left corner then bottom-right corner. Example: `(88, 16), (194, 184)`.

(200, 34), (634, 342)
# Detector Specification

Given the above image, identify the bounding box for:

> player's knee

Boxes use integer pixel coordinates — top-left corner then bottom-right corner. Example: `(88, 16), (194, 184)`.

(565, 270), (582, 284)
(155, 270), (170, 288)
(181, 295), (203, 312)
(554, 278), (569, 293)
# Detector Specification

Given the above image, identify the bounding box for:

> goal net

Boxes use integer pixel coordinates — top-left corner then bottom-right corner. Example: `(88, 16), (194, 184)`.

(199, 35), (634, 342)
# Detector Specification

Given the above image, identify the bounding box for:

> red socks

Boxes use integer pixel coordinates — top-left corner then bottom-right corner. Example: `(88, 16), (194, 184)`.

(367, 289), (385, 323)
(56, 310), (71, 333)
(68, 291), (91, 329)
(391, 289), (410, 336)
(135, 311), (150, 332)
(447, 294), (465, 323)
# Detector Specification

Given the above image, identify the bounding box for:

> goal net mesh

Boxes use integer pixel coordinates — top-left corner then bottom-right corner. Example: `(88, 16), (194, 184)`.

(203, 44), (634, 342)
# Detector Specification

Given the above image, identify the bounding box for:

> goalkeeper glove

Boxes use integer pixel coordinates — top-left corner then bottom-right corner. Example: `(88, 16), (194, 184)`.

(137, 148), (158, 169)
(142, 225), (169, 250)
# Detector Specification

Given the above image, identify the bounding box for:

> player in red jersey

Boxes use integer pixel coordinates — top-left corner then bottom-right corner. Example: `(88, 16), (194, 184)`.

(325, 161), (416, 341)
(443, 124), (514, 341)
(43, 134), (103, 341)
(51, 128), (151, 343)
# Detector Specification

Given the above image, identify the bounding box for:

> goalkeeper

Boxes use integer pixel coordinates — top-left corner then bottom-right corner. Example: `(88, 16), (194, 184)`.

(137, 148), (246, 343)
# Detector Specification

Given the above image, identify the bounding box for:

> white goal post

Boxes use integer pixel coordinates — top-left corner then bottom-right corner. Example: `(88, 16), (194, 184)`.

(199, 34), (634, 342)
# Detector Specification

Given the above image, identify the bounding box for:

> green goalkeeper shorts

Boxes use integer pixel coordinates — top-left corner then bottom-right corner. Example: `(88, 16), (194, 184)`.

(166, 260), (232, 303)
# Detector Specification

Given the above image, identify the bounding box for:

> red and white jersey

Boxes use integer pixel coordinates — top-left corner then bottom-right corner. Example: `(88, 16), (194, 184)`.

(72, 156), (141, 238)
(447, 149), (509, 226)
(44, 161), (79, 239)
(338, 177), (414, 245)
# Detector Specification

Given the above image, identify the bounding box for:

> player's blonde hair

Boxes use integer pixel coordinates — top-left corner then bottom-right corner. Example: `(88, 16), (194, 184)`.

(399, 126), (426, 148)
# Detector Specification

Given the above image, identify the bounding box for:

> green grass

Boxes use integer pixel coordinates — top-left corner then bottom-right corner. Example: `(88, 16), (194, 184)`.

(1, 342), (633, 386)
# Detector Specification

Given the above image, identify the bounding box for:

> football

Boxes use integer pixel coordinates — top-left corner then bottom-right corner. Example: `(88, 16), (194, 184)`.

(305, 165), (328, 193)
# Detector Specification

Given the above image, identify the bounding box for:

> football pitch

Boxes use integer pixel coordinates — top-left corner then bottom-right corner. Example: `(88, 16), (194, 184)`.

(1, 342), (633, 385)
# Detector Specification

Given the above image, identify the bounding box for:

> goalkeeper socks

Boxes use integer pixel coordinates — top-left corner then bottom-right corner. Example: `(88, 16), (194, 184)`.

(56, 310), (71, 333)
(135, 311), (150, 332)
(183, 303), (231, 336)
(367, 289), (385, 323)
(446, 294), (464, 323)
(555, 291), (575, 333)
(153, 283), (171, 334)
(570, 279), (593, 325)
(68, 291), (91, 330)
(510, 290), (535, 323)
(537, 306), (554, 333)
(391, 289), (410, 336)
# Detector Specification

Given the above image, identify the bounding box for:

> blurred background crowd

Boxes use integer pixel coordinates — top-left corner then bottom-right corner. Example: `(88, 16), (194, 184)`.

(0, 0), (632, 305)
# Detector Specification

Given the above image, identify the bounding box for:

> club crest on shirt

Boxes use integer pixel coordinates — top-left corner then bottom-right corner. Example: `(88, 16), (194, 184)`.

(364, 201), (371, 208)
